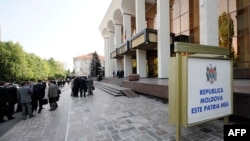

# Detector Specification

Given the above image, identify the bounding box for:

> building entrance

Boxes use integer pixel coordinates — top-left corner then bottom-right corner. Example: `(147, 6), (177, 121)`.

(147, 50), (157, 77)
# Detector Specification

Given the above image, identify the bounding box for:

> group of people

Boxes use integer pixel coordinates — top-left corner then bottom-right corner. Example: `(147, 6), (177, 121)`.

(113, 70), (124, 78)
(0, 80), (61, 122)
(71, 76), (94, 97)
(57, 79), (67, 87)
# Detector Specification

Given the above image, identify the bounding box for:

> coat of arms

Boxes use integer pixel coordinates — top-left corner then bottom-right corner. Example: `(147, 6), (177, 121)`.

(206, 64), (217, 84)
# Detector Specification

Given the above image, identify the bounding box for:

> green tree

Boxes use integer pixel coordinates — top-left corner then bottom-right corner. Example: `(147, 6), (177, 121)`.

(90, 51), (102, 77)
(25, 53), (51, 80)
(0, 41), (67, 82)
(0, 41), (27, 81)
(218, 12), (235, 58)
(47, 58), (66, 80)
(41, 59), (51, 80)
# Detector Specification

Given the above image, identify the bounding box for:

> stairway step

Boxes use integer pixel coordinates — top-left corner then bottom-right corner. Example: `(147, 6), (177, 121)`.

(94, 82), (133, 97)
(96, 84), (120, 93)
(95, 85), (124, 97)
(121, 90), (138, 98)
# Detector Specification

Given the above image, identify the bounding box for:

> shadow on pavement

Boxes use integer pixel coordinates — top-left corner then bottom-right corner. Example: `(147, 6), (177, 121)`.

(0, 112), (22, 137)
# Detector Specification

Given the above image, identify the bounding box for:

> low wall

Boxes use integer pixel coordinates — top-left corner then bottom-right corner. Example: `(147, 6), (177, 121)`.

(234, 68), (250, 79)
(233, 93), (250, 119)
(121, 80), (168, 99)
(128, 74), (140, 81)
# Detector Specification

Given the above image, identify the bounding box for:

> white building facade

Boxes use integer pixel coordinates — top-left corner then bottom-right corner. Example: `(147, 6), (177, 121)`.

(73, 53), (105, 76)
(99, 0), (219, 78)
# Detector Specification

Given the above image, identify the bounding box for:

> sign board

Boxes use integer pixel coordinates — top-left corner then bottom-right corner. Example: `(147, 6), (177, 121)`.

(168, 42), (232, 141)
(187, 57), (232, 125)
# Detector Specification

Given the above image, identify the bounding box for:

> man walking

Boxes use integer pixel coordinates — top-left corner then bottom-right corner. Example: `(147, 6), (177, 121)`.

(0, 81), (7, 123)
(5, 83), (17, 120)
(79, 77), (87, 97)
(47, 81), (59, 111)
(73, 77), (80, 97)
(33, 80), (46, 113)
(87, 77), (94, 95)
(17, 81), (34, 120)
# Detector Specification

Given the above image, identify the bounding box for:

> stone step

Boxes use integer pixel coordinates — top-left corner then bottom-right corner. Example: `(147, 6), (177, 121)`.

(95, 83), (121, 93)
(121, 90), (138, 98)
(95, 83), (124, 97)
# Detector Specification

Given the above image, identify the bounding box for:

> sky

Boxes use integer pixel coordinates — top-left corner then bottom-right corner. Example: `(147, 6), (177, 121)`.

(0, 0), (112, 71)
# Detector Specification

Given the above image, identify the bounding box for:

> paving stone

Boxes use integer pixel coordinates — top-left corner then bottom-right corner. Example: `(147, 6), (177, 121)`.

(95, 134), (105, 140)
(146, 130), (162, 141)
(111, 130), (119, 134)
(155, 129), (168, 136)
(98, 126), (106, 131)
(120, 127), (136, 132)
(119, 130), (133, 139)
(125, 119), (133, 124)
(111, 134), (122, 140)
(134, 134), (156, 141)
(113, 124), (121, 129)
(107, 126), (114, 131)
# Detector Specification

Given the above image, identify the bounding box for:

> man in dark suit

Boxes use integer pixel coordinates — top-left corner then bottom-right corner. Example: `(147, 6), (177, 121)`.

(73, 77), (80, 97)
(5, 83), (17, 120)
(79, 77), (87, 97)
(33, 80), (46, 113)
(0, 81), (7, 123)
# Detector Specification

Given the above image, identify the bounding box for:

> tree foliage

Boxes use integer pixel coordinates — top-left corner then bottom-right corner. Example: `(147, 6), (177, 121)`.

(90, 51), (102, 77)
(218, 12), (235, 58)
(0, 41), (68, 82)
(218, 12), (234, 47)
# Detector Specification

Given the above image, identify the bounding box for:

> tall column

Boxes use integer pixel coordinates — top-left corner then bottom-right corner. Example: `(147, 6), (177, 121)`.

(157, 0), (170, 78)
(136, 0), (147, 77)
(123, 13), (132, 77)
(200, 0), (218, 46)
(124, 55), (132, 77)
(115, 24), (123, 72)
(109, 32), (116, 76)
(104, 37), (110, 77)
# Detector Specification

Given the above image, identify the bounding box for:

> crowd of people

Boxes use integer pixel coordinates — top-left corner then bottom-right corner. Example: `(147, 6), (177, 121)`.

(113, 70), (124, 78)
(0, 76), (95, 123)
(0, 79), (62, 122)
(70, 76), (94, 97)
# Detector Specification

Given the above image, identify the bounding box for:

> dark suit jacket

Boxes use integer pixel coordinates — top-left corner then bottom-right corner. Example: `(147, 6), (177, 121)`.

(80, 78), (87, 90)
(6, 86), (18, 104)
(33, 83), (45, 99)
(0, 86), (7, 106)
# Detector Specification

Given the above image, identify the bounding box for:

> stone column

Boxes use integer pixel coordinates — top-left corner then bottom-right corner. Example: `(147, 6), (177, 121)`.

(109, 32), (116, 76)
(123, 13), (132, 77)
(104, 37), (110, 77)
(115, 24), (123, 72)
(136, 0), (147, 77)
(124, 55), (132, 77)
(157, 0), (170, 78)
(200, 0), (218, 46)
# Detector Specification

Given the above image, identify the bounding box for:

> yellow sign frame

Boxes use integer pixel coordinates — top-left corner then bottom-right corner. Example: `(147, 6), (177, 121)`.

(169, 42), (233, 141)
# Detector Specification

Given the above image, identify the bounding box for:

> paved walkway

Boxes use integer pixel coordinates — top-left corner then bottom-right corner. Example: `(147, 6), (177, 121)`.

(0, 81), (238, 141)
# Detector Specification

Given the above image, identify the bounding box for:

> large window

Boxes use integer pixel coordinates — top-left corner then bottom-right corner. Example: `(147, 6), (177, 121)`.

(170, 0), (199, 43)
(234, 1), (250, 68)
(219, 0), (250, 69)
